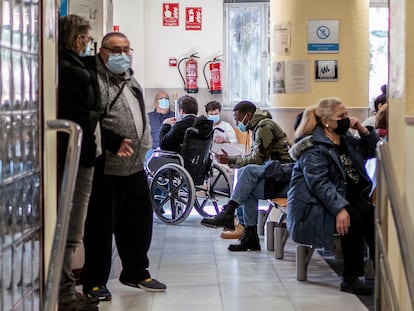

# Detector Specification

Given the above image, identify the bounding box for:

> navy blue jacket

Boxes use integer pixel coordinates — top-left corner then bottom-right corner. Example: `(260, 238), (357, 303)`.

(148, 109), (175, 149)
(287, 126), (378, 248)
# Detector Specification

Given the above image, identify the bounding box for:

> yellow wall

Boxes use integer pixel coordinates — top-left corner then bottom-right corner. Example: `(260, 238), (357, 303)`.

(42, 1), (58, 282)
(388, 0), (414, 308)
(271, 0), (369, 108)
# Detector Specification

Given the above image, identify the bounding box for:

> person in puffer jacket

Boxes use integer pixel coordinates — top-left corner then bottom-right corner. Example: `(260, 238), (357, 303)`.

(287, 97), (378, 296)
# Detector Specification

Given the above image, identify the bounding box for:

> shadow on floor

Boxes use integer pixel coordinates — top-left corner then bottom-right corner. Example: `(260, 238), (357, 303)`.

(318, 249), (374, 311)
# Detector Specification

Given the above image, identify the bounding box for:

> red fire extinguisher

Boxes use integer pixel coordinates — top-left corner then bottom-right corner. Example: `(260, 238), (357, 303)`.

(203, 55), (223, 94)
(178, 52), (200, 93)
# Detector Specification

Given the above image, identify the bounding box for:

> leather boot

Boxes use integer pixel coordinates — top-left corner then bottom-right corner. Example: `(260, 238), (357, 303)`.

(200, 201), (239, 230)
(228, 225), (261, 251)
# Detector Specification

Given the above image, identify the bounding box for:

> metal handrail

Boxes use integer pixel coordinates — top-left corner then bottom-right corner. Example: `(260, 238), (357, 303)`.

(375, 141), (414, 310)
(43, 120), (83, 311)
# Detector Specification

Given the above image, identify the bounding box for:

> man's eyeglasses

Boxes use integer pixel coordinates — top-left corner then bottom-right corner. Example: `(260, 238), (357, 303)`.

(102, 46), (134, 56)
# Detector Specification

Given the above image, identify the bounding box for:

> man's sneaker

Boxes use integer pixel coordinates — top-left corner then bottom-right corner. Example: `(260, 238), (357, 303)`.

(340, 278), (372, 296)
(120, 277), (167, 292)
(84, 285), (112, 301)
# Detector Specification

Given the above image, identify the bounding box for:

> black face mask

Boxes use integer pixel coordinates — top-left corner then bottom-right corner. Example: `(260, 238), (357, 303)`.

(333, 117), (350, 135)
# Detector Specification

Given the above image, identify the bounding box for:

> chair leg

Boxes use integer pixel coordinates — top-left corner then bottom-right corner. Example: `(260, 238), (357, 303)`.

(296, 245), (314, 281)
(257, 210), (267, 236)
(266, 221), (276, 251)
(274, 227), (289, 259)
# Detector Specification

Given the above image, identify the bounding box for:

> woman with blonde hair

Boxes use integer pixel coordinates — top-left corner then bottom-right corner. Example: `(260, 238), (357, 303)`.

(287, 97), (378, 295)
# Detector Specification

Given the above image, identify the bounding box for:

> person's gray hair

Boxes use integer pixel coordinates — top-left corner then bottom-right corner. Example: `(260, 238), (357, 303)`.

(101, 32), (129, 48)
(59, 14), (91, 51)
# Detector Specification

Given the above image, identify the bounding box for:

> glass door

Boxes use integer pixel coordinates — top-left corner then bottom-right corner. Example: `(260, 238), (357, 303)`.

(0, 0), (42, 309)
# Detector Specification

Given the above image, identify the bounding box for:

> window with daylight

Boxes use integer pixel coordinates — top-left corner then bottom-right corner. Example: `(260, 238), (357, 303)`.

(369, 6), (388, 105)
(224, 1), (270, 107)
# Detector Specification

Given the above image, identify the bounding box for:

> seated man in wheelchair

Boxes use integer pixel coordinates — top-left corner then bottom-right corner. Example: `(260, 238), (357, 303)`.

(147, 95), (231, 225)
(159, 95), (210, 153)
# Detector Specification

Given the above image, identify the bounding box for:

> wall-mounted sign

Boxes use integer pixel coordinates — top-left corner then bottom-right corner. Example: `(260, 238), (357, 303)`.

(308, 20), (339, 53)
(163, 3), (179, 26)
(285, 60), (311, 93)
(185, 7), (202, 31)
(315, 60), (338, 81)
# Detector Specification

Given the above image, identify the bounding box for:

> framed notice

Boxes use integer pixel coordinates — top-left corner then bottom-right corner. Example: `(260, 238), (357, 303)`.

(308, 20), (339, 53)
(163, 3), (179, 26)
(315, 60), (338, 81)
(185, 7), (202, 31)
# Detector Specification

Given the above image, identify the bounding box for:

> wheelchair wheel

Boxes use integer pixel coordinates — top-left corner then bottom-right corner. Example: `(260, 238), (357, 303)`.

(194, 163), (231, 217)
(150, 163), (195, 224)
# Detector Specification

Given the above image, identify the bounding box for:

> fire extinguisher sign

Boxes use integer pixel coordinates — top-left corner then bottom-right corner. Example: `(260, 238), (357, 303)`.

(185, 7), (202, 31)
(162, 3), (179, 26)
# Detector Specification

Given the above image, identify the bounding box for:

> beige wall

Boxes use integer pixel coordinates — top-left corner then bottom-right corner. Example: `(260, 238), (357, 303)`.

(271, 0), (369, 108)
(43, 1), (58, 279)
(388, 0), (414, 308)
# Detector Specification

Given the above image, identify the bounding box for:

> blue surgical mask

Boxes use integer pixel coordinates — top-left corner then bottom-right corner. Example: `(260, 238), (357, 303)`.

(207, 114), (220, 123)
(158, 98), (170, 109)
(106, 54), (131, 74)
(79, 42), (91, 57)
(237, 121), (247, 132)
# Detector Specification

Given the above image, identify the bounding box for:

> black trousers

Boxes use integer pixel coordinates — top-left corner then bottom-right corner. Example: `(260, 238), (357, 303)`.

(340, 200), (375, 279)
(81, 156), (153, 289)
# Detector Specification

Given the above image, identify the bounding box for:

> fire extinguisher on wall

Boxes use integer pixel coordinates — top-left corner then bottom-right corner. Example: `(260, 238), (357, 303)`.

(177, 52), (200, 93)
(203, 55), (223, 94)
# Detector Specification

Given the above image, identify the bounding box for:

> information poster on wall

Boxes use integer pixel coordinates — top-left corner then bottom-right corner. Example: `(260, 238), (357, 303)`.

(308, 20), (339, 53)
(69, 0), (98, 38)
(273, 23), (291, 55)
(272, 61), (286, 94)
(285, 60), (311, 93)
(185, 7), (202, 31)
(162, 3), (179, 26)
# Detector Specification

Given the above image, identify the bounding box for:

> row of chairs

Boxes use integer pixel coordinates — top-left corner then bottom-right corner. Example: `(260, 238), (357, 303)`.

(262, 197), (375, 282)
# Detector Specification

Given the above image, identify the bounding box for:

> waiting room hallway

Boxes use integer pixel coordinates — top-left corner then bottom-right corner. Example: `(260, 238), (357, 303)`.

(97, 215), (370, 311)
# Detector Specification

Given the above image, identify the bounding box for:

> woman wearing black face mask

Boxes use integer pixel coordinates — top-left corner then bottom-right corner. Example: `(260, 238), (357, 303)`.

(287, 97), (379, 296)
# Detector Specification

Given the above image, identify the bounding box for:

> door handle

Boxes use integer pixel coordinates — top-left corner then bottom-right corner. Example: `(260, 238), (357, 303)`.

(43, 119), (83, 311)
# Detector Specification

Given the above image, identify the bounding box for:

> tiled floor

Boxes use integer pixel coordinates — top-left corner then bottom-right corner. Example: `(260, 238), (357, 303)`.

(98, 214), (369, 311)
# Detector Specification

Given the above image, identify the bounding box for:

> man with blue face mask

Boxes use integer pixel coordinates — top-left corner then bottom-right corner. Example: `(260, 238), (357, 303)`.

(81, 32), (166, 302)
(147, 91), (175, 149)
(205, 101), (237, 144)
(205, 100), (292, 251)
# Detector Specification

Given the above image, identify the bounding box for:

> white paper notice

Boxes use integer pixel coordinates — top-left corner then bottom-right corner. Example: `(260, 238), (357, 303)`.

(285, 60), (311, 94)
(273, 23), (291, 55)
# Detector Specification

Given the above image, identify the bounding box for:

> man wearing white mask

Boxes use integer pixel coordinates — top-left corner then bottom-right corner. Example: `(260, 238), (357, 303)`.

(81, 32), (166, 302)
(148, 91), (175, 149)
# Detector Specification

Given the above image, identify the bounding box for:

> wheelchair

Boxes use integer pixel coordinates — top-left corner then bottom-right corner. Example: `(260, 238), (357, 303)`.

(146, 126), (232, 225)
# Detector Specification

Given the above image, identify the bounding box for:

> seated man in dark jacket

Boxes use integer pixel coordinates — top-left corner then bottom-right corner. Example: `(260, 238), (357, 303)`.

(201, 160), (293, 252)
(159, 95), (199, 153)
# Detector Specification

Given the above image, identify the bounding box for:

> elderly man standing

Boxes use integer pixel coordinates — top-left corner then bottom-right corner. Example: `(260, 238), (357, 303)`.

(81, 32), (166, 302)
